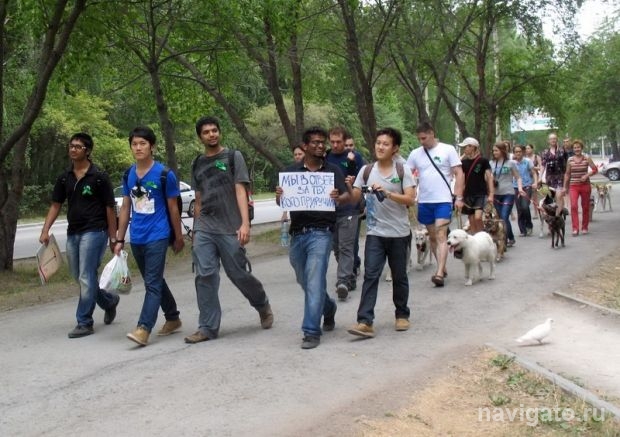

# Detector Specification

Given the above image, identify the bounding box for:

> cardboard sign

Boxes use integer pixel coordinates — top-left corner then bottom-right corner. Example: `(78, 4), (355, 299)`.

(279, 172), (335, 211)
(36, 234), (63, 285)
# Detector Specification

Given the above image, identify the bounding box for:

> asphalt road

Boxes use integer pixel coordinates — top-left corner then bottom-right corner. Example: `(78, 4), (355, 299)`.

(13, 199), (283, 260)
(2, 181), (619, 436)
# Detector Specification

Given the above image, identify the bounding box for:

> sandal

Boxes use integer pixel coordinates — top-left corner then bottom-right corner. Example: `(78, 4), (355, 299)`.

(431, 275), (445, 287)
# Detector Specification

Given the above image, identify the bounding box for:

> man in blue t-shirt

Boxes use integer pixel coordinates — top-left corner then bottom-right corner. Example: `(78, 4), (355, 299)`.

(325, 126), (365, 300)
(115, 126), (184, 346)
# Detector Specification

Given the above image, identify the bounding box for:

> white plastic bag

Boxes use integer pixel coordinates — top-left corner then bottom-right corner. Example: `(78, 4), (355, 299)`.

(99, 250), (132, 294)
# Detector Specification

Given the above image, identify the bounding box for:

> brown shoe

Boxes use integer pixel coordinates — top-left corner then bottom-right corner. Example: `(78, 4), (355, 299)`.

(395, 318), (410, 331)
(127, 326), (149, 346)
(258, 303), (274, 329)
(347, 323), (375, 338)
(184, 331), (210, 344)
(157, 319), (182, 336)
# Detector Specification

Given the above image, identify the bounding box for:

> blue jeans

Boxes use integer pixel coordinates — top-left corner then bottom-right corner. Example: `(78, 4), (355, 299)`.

(495, 194), (515, 242)
(66, 230), (117, 327)
(192, 231), (270, 339)
(131, 238), (180, 332)
(289, 229), (337, 337)
(357, 234), (410, 325)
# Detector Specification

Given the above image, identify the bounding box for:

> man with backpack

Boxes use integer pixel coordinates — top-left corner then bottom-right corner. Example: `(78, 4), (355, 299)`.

(185, 116), (273, 344)
(346, 128), (417, 338)
(40, 133), (120, 338)
(115, 126), (184, 346)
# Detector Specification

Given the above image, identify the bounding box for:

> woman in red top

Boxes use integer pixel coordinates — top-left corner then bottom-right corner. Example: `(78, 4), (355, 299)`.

(563, 139), (598, 236)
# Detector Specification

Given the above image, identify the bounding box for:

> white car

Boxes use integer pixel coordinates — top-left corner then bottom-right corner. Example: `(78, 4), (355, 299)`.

(600, 161), (620, 181)
(114, 181), (196, 217)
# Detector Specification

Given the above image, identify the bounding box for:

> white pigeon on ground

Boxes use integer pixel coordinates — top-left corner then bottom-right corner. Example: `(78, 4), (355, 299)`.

(515, 318), (554, 344)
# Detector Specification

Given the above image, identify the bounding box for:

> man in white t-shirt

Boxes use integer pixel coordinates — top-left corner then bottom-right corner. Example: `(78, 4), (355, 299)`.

(406, 121), (464, 287)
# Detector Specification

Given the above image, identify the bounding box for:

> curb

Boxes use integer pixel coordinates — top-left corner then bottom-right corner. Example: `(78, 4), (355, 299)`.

(486, 343), (620, 422)
(553, 291), (620, 318)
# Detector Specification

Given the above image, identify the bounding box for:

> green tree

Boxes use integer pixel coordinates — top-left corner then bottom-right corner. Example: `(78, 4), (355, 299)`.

(0, 0), (87, 271)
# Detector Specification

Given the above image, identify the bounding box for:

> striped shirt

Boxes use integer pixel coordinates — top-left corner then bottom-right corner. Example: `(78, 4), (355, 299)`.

(567, 156), (590, 185)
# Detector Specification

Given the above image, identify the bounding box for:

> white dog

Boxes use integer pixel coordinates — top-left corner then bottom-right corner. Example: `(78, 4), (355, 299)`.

(446, 229), (497, 286)
(414, 227), (432, 270)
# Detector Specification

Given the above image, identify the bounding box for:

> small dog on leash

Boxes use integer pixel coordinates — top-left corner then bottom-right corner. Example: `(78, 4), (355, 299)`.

(541, 203), (566, 248)
(593, 183), (612, 212)
(414, 227), (432, 270)
(447, 229), (496, 286)
(481, 203), (506, 261)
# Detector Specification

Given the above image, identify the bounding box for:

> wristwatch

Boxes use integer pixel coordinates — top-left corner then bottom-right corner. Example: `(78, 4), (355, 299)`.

(456, 196), (464, 201)
(110, 238), (117, 244)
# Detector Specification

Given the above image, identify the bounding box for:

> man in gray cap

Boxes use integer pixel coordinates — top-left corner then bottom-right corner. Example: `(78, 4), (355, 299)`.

(458, 137), (494, 234)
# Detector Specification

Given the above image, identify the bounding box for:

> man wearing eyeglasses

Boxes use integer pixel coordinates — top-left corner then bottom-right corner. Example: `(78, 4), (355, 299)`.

(115, 126), (185, 346)
(275, 126), (351, 349)
(40, 133), (120, 339)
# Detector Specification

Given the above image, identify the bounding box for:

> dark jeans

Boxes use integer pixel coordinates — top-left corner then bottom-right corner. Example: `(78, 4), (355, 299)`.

(515, 187), (533, 234)
(131, 238), (180, 332)
(357, 234), (411, 325)
(495, 194), (515, 242)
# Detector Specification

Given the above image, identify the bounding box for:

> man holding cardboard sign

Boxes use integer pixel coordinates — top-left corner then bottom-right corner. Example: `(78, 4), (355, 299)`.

(276, 126), (351, 349)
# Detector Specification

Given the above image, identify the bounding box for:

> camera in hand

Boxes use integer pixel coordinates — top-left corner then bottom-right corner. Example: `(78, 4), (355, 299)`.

(361, 185), (386, 202)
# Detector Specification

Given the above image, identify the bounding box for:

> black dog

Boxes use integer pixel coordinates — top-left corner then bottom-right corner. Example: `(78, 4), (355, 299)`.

(542, 203), (566, 248)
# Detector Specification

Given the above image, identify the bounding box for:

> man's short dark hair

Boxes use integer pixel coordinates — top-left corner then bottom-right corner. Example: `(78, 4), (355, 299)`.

(302, 126), (328, 144)
(195, 116), (221, 136)
(128, 126), (156, 146)
(70, 132), (94, 150)
(416, 120), (435, 134)
(328, 126), (349, 139)
(376, 127), (402, 147)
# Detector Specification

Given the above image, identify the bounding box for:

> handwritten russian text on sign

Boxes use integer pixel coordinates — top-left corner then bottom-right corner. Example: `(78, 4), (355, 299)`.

(279, 172), (335, 211)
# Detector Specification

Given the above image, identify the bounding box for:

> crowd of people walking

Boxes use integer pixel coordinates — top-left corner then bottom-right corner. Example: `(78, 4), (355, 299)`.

(39, 119), (602, 350)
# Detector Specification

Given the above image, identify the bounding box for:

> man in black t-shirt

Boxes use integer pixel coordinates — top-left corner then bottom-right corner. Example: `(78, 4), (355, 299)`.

(458, 137), (494, 234)
(40, 133), (119, 339)
(275, 126), (350, 350)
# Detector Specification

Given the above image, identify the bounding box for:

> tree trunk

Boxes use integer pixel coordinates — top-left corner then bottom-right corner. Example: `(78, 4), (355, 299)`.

(338, 0), (378, 154)
(289, 14), (304, 145)
(0, 0), (87, 271)
(148, 64), (179, 178)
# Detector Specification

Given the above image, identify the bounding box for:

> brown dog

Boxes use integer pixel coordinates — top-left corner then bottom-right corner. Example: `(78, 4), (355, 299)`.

(482, 203), (506, 261)
(593, 183), (612, 212)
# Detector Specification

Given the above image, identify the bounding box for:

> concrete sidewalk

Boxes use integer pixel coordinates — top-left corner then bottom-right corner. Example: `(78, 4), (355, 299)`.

(1, 183), (619, 436)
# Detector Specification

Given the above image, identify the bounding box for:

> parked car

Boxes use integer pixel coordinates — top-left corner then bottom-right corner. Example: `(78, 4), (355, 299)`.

(114, 181), (196, 217)
(600, 161), (620, 181)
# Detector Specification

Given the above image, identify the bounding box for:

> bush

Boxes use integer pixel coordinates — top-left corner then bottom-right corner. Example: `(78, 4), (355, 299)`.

(19, 184), (57, 218)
